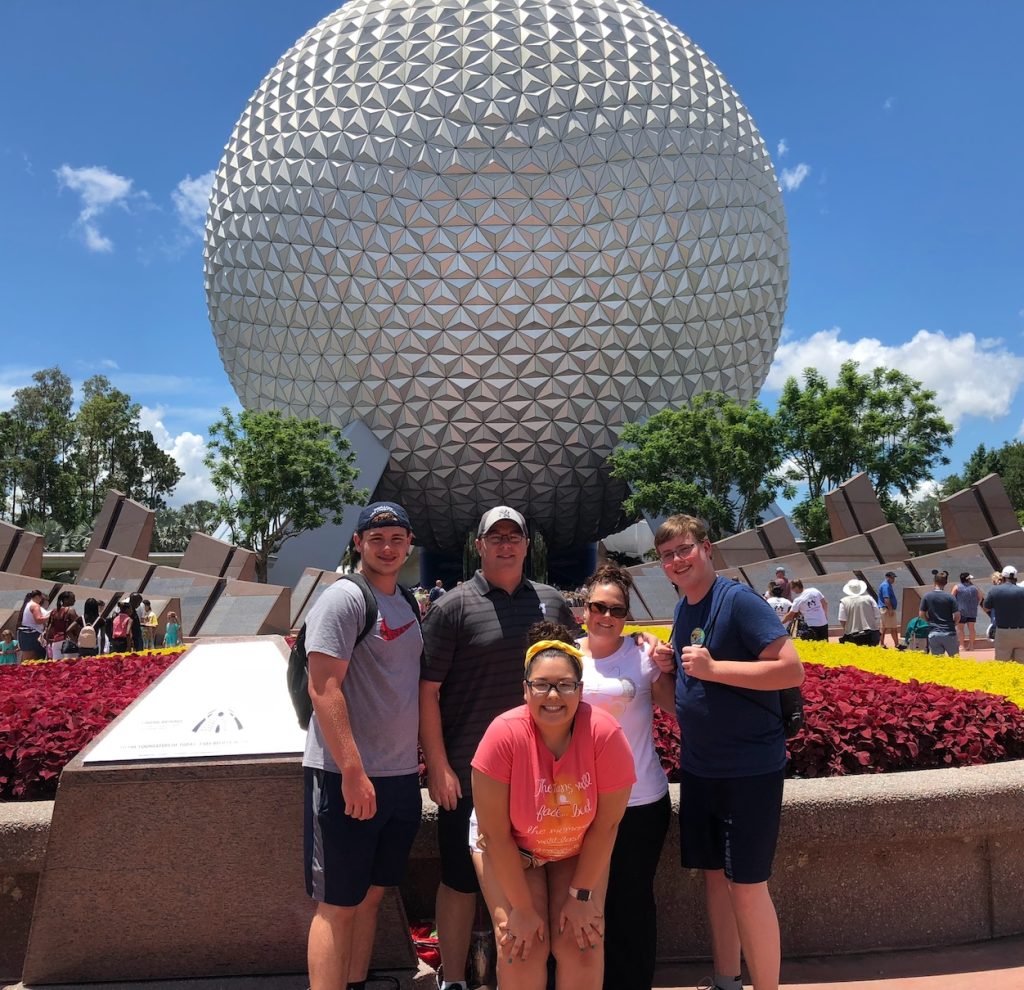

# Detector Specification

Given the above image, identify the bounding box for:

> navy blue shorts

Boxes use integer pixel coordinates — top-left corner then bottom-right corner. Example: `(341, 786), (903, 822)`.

(304, 768), (421, 907)
(436, 794), (479, 894)
(679, 769), (785, 884)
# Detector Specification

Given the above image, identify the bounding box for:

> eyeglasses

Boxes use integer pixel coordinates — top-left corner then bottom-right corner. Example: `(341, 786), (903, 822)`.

(585, 601), (628, 619)
(482, 533), (525, 546)
(658, 543), (697, 563)
(525, 678), (581, 696)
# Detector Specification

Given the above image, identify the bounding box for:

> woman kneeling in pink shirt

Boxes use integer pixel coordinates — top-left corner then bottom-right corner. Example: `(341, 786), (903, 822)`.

(470, 622), (636, 990)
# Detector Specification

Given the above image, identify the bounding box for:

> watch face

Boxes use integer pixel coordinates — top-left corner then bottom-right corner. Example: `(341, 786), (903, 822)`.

(574, 888), (592, 902)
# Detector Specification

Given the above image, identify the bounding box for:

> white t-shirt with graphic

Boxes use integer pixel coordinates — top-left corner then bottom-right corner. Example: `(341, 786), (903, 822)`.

(791, 588), (828, 627)
(580, 637), (668, 807)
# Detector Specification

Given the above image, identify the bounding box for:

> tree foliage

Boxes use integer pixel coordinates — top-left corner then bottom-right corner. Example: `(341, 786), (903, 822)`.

(608, 392), (794, 540)
(154, 500), (220, 552)
(777, 361), (954, 543)
(0, 368), (183, 528)
(204, 408), (367, 581)
(942, 441), (1024, 526)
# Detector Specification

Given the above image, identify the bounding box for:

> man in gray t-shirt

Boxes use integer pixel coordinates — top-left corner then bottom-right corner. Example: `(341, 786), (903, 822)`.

(303, 501), (423, 990)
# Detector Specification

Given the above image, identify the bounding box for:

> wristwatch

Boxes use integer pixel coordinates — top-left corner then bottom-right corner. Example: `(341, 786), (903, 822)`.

(568, 886), (592, 902)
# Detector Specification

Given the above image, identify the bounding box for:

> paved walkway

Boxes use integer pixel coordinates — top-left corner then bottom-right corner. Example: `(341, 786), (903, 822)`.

(654, 934), (1024, 988)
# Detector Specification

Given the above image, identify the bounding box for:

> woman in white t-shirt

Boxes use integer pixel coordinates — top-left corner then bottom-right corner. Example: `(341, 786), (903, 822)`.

(577, 563), (675, 990)
(782, 578), (830, 640)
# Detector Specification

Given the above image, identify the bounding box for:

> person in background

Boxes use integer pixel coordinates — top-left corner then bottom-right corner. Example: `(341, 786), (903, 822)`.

(577, 563), (674, 990)
(43, 591), (82, 659)
(763, 584), (793, 623)
(1, 627), (18, 665)
(837, 579), (881, 647)
(17, 590), (48, 661)
(919, 571), (959, 657)
(128, 592), (145, 651)
(984, 572), (1004, 640)
(950, 573), (983, 652)
(983, 565), (1024, 662)
(76, 598), (103, 657)
(110, 600), (135, 653)
(164, 611), (182, 647)
(876, 571), (900, 649)
(764, 567), (790, 601)
(429, 579), (447, 605)
(141, 600), (159, 649)
(470, 624), (635, 990)
(782, 579), (829, 641)
(655, 514), (803, 990)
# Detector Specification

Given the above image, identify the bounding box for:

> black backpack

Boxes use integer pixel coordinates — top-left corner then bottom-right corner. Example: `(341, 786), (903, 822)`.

(287, 573), (421, 729)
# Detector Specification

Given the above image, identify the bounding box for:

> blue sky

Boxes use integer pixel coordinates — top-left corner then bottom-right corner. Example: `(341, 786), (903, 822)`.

(2, 1), (1023, 509)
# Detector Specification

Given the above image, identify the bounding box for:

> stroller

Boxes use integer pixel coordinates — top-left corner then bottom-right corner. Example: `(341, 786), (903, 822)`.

(899, 617), (930, 652)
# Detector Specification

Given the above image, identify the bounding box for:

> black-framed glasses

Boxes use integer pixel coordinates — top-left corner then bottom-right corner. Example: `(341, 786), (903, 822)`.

(483, 533), (525, 546)
(525, 678), (581, 696)
(658, 543), (697, 563)
(585, 601), (628, 619)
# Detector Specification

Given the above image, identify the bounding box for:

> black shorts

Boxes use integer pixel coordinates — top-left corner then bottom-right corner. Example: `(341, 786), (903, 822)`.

(679, 769), (785, 884)
(437, 794), (479, 894)
(802, 624), (829, 641)
(304, 768), (421, 907)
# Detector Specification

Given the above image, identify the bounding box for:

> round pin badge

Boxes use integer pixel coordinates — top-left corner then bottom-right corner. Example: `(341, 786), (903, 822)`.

(690, 628), (706, 646)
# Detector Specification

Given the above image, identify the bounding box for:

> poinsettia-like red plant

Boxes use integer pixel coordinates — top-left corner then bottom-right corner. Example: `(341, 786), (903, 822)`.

(787, 663), (1024, 777)
(0, 651), (181, 800)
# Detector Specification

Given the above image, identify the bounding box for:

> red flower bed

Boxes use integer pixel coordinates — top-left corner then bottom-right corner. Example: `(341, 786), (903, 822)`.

(650, 663), (1024, 780)
(787, 663), (1024, 777)
(6, 655), (1024, 801)
(0, 652), (181, 800)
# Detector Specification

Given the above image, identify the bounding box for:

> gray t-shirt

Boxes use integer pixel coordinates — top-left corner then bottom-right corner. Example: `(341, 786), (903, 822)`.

(302, 578), (422, 777)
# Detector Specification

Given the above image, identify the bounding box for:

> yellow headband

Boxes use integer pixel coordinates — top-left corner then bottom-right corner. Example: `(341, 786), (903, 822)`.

(524, 639), (584, 672)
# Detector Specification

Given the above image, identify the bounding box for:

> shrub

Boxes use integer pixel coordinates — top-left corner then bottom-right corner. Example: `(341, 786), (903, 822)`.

(0, 651), (180, 800)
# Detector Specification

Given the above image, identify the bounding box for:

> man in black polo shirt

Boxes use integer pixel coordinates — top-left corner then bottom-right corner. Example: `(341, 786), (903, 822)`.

(419, 505), (578, 990)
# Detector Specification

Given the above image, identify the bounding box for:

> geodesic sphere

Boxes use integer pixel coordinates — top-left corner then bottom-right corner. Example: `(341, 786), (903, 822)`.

(205, 0), (788, 553)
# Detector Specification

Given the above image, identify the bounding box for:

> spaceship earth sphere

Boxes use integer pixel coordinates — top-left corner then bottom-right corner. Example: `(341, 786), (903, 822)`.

(205, 0), (788, 554)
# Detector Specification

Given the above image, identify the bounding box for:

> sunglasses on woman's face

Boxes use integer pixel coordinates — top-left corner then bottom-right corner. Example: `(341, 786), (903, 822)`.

(585, 600), (628, 619)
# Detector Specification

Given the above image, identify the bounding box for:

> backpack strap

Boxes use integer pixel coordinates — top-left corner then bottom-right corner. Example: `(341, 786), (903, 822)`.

(339, 573), (379, 647)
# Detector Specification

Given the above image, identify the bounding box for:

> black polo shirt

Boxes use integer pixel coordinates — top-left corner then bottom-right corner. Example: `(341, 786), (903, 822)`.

(420, 570), (579, 791)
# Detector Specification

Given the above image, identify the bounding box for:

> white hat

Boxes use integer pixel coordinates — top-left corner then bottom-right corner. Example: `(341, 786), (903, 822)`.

(477, 505), (527, 537)
(1002, 565), (1017, 577)
(843, 578), (867, 597)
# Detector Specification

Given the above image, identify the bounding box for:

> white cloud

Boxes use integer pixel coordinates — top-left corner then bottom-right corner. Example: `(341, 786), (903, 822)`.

(171, 169), (215, 236)
(140, 405), (216, 506)
(764, 327), (1024, 426)
(780, 163), (811, 192)
(55, 163), (142, 252)
(776, 138), (789, 159)
(883, 96), (895, 111)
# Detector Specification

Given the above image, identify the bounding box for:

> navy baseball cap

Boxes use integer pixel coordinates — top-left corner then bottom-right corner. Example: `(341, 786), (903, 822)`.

(356, 501), (412, 534)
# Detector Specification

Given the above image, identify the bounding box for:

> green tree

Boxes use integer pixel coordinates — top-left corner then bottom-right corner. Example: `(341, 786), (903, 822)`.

(73, 376), (182, 515)
(9, 368), (76, 525)
(777, 362), (953, 544)
(204, 408), (367, 581)
(944, 441), (1024, 525)
(154, 499), (220, 552)
(608, 392), (794, 539)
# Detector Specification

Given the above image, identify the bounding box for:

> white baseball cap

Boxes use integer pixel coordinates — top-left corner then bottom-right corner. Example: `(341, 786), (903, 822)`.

(1002, 565), (1017, 577)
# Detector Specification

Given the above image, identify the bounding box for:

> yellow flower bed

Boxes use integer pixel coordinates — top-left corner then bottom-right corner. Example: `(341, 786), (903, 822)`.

(793, 640), (1024, 709)
(22, 645), (184, 666)
(623, 624), (1024, 709)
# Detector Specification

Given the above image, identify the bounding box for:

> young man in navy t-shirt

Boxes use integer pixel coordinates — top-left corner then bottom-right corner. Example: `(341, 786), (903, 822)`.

(655, 514), (804, 990)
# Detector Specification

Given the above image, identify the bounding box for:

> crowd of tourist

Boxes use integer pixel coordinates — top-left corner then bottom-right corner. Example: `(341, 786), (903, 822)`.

(754, 562), (1024, 662)
(4, 591), (178, 663)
